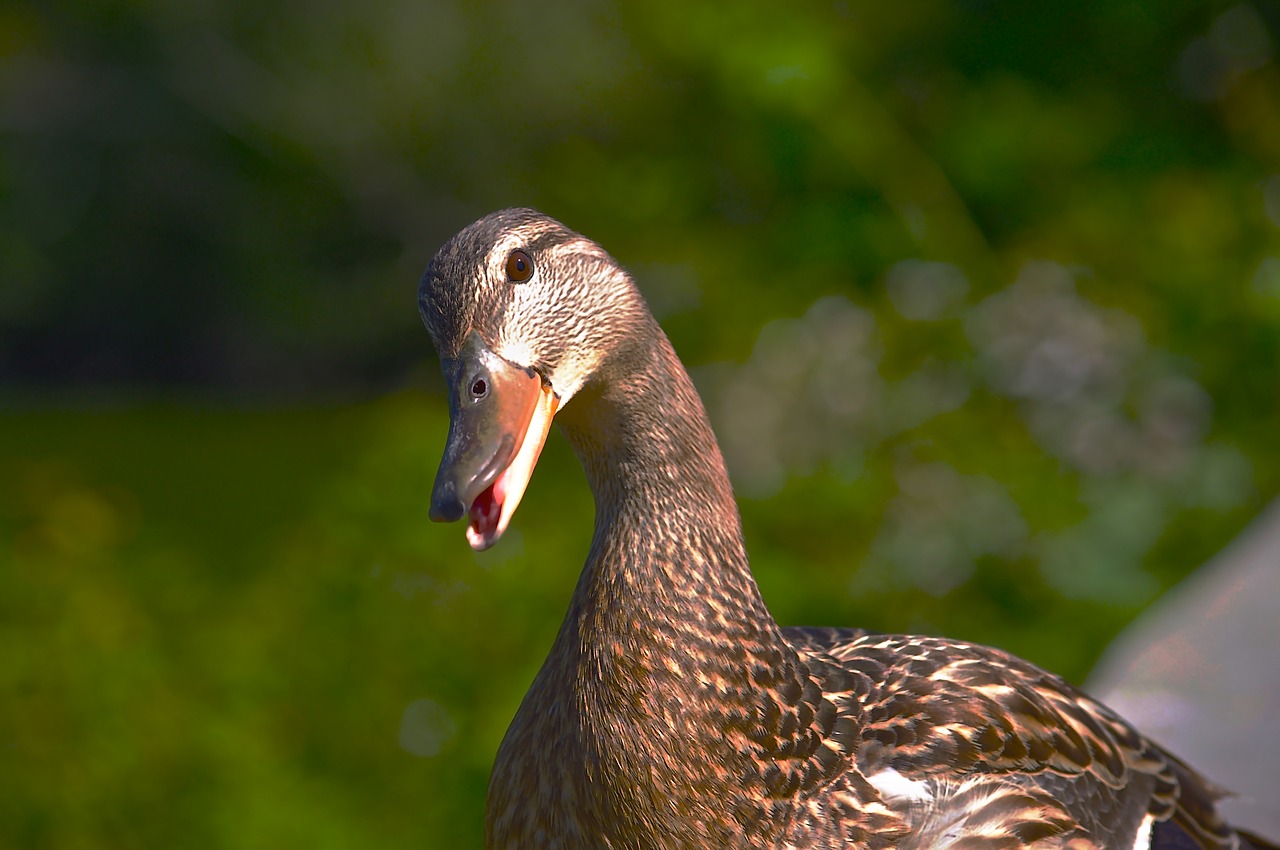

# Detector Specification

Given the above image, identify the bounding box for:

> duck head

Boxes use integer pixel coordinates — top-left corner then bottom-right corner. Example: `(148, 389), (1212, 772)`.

(419, 208), (644, 550)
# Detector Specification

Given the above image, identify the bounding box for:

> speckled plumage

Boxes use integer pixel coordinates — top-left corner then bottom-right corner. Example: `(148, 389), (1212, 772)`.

(419, 209), (1277, 850)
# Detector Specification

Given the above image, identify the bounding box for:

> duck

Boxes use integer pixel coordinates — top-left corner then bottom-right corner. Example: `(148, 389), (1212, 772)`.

(418, 207), (1277, 850)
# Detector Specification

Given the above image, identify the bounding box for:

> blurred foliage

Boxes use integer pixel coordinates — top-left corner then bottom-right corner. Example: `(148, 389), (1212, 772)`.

(3, 0), (1280, 847)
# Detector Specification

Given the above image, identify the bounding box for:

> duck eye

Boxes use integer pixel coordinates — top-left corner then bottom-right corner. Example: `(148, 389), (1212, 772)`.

(469, 378), (488, 400)
(506, 249), (533, 282)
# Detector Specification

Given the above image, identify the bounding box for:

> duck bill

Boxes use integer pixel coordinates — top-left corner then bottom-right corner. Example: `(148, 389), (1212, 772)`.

(429, 332), (558, 551)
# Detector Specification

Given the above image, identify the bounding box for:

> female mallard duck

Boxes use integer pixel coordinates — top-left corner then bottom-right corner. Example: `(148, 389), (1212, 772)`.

(419, 208), (1276, 850)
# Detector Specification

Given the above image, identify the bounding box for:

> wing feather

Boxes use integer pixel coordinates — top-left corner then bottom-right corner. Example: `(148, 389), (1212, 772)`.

(780, 627), (1238, 850)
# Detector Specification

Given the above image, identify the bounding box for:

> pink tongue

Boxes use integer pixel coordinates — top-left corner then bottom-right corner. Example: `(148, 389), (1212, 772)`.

(467, 474), (507, 550)
(469, 487), (499, 536)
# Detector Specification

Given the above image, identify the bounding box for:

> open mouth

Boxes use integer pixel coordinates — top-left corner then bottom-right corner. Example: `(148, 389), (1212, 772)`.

(463, 382), (558, 551)
(467, 479), (503, 549)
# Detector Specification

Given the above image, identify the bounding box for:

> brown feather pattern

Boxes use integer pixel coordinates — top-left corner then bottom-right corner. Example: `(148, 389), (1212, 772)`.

(417, 209), (1271, 850)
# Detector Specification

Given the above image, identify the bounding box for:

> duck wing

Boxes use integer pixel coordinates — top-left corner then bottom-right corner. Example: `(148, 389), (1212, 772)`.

(780, 628), (1239, 850)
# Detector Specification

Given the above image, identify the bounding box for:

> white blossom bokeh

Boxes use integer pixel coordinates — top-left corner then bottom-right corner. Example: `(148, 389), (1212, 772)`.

(708, 259), (1253, 602)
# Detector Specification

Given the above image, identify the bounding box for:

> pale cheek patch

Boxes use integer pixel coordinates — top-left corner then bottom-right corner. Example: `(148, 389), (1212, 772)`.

(548, 348), (604, 404)
(492, 281), (545, 371)
(493, 337), (538, 371)
(491, 332), (601, 408)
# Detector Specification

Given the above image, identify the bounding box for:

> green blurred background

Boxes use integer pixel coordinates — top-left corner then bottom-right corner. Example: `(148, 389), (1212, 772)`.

(3, 1), (1280, 847)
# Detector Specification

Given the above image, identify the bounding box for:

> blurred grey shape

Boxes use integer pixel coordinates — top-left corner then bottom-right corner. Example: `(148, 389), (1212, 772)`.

(397, 697), (457, 758)
(860, 462), (1026, 597)
(1178, 3), (1273, 102)
(886, 259), (969, 321)
(713, 296), (882, 497)
(1088, 500), (1280, 836)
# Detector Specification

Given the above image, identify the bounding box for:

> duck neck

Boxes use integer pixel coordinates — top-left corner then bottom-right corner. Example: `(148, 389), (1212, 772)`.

(553, 315), (795, 729)
(488, 313), (811, 847)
